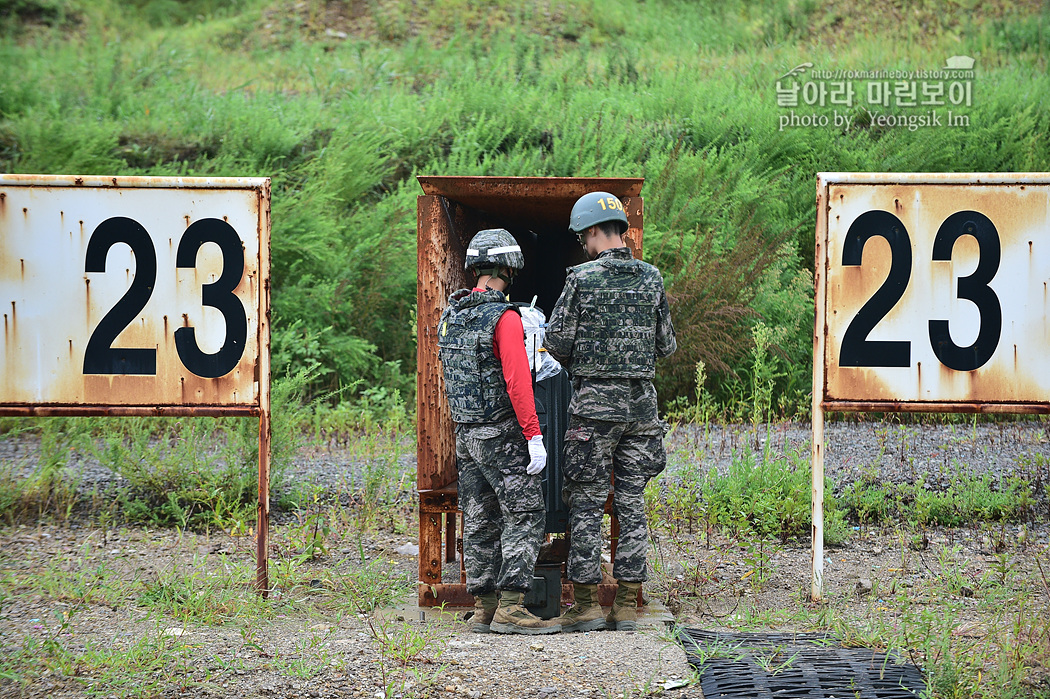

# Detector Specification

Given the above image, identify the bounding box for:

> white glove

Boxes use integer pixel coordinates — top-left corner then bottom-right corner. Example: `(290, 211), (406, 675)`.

(526, 435), (547, 475)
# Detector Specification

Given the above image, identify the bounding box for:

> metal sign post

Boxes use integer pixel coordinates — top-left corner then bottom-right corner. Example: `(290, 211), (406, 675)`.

(812, 172), (1050, 601)
(0, 174), (272, 593)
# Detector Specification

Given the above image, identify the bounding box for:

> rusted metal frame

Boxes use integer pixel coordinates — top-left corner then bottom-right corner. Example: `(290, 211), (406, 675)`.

(416, 195), (464, 493)
(421, 581), (623, 608)
(418, 176), (645, 198)
(811, 175), (830, 603)
(823, 401), (1050, 414)
(418, 485), (459, 605)
(0, 406), (260, 416)
(815, 172), (1050, 185)
(416, 177), (645, 230)
(416, 195), (476, 603)
(0, 174), (270, 189)
(418, 511), (445, 602)
(417, 195), (450, 602)
(419, 583), (475, 607)
(414, 181), (647, 608)
(256, 180), (272, 596)
(418, 486), (459, 513)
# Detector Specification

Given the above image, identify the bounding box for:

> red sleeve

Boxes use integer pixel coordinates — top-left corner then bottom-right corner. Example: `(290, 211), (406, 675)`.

(492, 310), (542, 440)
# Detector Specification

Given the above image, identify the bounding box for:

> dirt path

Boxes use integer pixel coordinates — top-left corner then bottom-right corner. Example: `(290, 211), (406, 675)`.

(1, 420), (1049, 697)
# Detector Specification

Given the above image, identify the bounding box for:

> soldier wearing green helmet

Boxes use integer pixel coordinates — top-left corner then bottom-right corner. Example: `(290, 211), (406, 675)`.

(437, 228), (559, 635)
(544, 192), (677, 632)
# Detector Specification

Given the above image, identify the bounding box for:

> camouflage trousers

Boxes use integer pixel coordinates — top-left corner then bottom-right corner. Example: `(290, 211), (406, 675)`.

(561, 414), (666, 584)
(456, 418), (545, 595)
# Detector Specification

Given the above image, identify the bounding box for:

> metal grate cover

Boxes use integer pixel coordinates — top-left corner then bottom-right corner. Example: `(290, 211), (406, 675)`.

(678, 629), (926, 699)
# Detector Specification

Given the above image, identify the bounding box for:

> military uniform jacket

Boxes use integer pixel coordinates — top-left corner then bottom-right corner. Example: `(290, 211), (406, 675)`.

(437, 288), (520, 425)
(544, 247), (676, 421)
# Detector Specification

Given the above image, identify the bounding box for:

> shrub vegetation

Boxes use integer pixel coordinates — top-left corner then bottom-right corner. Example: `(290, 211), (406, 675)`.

(0, 0), (1047, 419)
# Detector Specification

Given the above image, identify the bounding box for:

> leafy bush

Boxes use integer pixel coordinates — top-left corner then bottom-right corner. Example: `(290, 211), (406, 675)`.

(0, 0), (1046, 415)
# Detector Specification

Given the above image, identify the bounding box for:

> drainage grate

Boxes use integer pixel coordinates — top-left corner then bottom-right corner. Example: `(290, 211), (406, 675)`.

(678, 629), (926, 699)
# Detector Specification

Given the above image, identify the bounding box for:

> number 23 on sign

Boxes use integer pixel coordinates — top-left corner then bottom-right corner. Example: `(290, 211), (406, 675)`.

(822, 179), (1050, 406)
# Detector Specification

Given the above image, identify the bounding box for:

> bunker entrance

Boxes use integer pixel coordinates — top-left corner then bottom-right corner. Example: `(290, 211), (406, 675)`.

(416, 176), (644, 610)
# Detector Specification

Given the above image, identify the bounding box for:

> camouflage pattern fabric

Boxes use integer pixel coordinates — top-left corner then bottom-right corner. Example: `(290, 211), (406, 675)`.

(438, 288), (519, 424)
(545, 245), (676, 585)
(543, 247), (676, 380)
(561, 414), (667, 584)
(456, 417), (546, 595)
(464, 228), (525, 272)
(566, 376), (659, 422)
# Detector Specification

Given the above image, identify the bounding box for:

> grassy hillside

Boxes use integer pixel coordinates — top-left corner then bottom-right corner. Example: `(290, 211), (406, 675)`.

(1, 0), (1048, 418)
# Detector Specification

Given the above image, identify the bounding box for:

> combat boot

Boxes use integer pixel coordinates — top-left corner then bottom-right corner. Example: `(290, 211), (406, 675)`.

(555, 583), (606, 633)
(470, 591), (499, 633)
(490, 592), (560, 635)
(605, 581), (642, 631)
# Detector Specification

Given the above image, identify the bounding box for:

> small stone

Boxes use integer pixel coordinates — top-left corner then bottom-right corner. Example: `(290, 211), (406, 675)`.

(396, 542), (420, 556)
(530, 642), (545, 651)
(856, 578), (873, 596)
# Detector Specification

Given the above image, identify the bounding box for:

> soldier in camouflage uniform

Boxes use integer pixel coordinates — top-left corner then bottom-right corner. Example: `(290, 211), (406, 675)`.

(543, 192), (677, 632)
(438, 228), (559, 635)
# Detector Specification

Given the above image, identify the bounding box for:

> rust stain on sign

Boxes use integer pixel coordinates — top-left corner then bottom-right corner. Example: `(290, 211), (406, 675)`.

(821, 177), (1050, 406)
(0, 175), (269, 409)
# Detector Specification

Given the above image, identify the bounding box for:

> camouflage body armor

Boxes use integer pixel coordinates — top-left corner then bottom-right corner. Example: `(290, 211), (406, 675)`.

(437, 288), (519, 424)
(566, 256), (662, 379)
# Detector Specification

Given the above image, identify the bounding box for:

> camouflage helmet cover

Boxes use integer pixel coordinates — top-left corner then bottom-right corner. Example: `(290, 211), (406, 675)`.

(569, 191), (629, 234)
(464, 228), (525, 272)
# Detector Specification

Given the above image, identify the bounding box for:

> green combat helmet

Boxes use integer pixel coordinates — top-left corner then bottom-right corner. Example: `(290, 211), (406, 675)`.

(465, 228), (524, 284)
(568, 191), (629, 235)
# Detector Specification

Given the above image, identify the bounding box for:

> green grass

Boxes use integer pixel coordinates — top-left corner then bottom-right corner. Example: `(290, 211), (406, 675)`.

(2, 0), (1046, 414)
(650, 432), (849, 544)
(842, 471), (1037, 528)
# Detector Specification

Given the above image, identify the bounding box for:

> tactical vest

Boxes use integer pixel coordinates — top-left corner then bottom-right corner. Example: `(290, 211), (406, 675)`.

(437, 289), (519, 424)
(570, 257), (661, 379)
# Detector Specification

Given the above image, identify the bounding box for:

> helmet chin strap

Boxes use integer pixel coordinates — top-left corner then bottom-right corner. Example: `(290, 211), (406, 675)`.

(477, 266), (515, 289)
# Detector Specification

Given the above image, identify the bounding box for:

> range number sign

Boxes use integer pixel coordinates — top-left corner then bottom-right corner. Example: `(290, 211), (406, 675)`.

(820, 177), (1050, 406)
(0, 176), (268, 408)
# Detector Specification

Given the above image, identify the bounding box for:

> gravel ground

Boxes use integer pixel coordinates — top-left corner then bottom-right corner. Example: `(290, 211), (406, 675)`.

(667, 419), (1050, 499)
(1, 419), (1049, 698)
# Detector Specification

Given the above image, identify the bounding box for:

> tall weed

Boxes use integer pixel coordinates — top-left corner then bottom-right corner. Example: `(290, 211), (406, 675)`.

(0, 0), (1047, 415)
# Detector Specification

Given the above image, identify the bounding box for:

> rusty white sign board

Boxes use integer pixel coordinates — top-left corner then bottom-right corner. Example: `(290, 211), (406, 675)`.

(0, 175), (269, 408)
(818, 173), (1050, 407)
